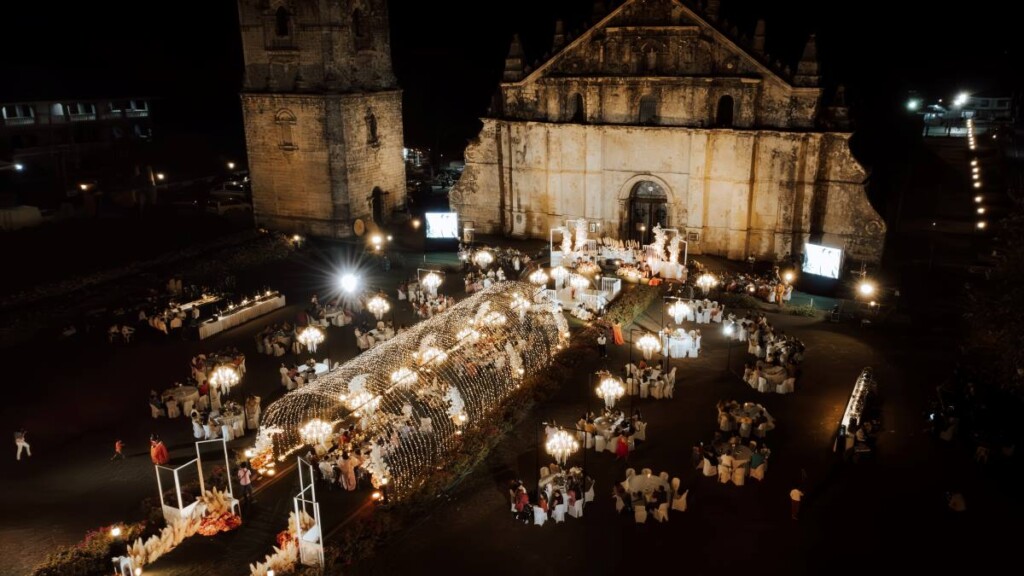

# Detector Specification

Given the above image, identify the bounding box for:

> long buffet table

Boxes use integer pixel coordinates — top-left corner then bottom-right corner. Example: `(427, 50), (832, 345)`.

(198, 295), (286, 340)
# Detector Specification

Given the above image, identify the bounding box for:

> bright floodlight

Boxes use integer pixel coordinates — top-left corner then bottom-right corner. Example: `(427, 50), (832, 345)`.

(858, 281), (876, 297)
(971, 160), (978, 167)
(977, 221), (987, 230)
(227, 161), (236, 170)
(977, 207), (986, 214)
(339, 273), (358, 293)
(783, 271), (795, 283)
(974, 182), (982, 188)
(156, 172), (165, 181)
(975, 196), (982, 203)
(372, 235), (382, 245)
(14, 163), (23, 171)
(906, 99), (920, 111)
(954, 92), (969, 107)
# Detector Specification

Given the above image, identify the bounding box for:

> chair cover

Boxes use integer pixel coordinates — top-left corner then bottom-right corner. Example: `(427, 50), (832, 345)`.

(654, 502), (670, 522)
(702, 458), (717, 477)
(553, 503), (568, 523)
(614, 495), (625, 513)
(750, 463), (766, 481)
(732, 466), (746, 486)
(595, 436), (606, 452)
(533, 506), (547, 526)
(569, 499), (584, 518)
(718, 465), (732, 484)
(672, 489), (688, 512)
(634, 506), (647, 524)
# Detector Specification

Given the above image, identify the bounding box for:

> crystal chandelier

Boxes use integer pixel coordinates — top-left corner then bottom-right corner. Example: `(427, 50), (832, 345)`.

(299, 418), (333, 446)
(473, 250), (493, 269)
(367, 294), (390, 320)
(576, 261), (600, 277)
(570, 274), (590, 291)
(297, 325), (325, 354)
(344, 390), (379, 416)
(636, 333), (661, 360)
(209, 364), (240, 394)
(667, 300), (690, 324)
(551, 266), (569, 287)
(545, 429), (579, 466)
(696, 273), (718, 295)
(596, 373), (625, 409)
(421, 272), (443, 296)
(528, 269), (549, 286)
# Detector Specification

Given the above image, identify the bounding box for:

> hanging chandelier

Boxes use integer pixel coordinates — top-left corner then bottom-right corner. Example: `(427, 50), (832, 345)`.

(636, 333), (661, 360)
(421, 272), (443, 295)
(667, 300), (690, 324)
(545, 429), (579, 466)
(696, 273), (718, 295)
(473, 250), (493, 269)
(367, 294), (390, 320)
(528, 269), (549, 286)
(209, 364), (240, 393)
(596, 373), (625, 409)
(299, 418), (333, 446)
(297, 325), (325, 353)
(570, 274), (590, 291)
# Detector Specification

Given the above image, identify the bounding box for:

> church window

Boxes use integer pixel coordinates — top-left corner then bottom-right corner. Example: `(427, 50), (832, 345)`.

(638, 95), (657, 125)
(275, 109), (297, 150)
(353, 9), (372, 51)
(715, 95), (734, 127)
(275, 7), (291, 38)
(365, 108), (379, 145)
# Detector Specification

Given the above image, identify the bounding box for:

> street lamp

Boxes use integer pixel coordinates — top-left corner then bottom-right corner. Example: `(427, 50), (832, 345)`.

(227, 161), (236, 170)
(857, 280), (876, 298)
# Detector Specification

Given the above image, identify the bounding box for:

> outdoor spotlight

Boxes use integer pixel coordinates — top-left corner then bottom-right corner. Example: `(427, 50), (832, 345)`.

(339, 273), (358, 294)
(977, 207), (985, 214)
(783, 271), (794, 283)
(906, 99), (920, 111)
(292, 234), (301, 242)
(14, 163), (23, 171)
(412, 218), (421, 229)
(372, 235), (382, 245)
(156, 173), (165, 181)
(371, 491), (382, 501)
(974, 182), (982, 188)
(387, 235), (393, 241)
(971, 160), (977, 166)
(135, 568), (143, 576)
(244, 448), (255, 458)
(858, 281), (875, 297)
(227, 161), (236, 170)
(79, 183), (89, 191)
(724, 324), (734, 336)
(977, 221), (987, 230)
(110, 526), (121, 538)
(975, 196), (982, 203)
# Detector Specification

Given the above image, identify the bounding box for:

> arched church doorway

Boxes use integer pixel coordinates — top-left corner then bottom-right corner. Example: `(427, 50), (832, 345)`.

(370, 187), (385, 225)
(629, 180), (668, 244)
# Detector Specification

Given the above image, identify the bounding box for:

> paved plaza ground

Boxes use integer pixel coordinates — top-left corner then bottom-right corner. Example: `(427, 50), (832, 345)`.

(0, 239), (1014, 575)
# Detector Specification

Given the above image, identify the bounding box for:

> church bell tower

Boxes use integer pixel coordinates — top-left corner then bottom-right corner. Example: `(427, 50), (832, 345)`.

(237, 0), (406, 237)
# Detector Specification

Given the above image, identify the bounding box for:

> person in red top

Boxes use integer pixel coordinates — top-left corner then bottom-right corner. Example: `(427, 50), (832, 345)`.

(110, 439), (125, 461)
(149, 434), (169, 465)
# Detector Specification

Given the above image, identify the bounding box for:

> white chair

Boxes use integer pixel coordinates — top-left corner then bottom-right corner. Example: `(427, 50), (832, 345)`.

(198, 395), (210, 411)
(777, 378), (795, 394)
(732, 465), (747, 485)
(758, 377), (771, 394)
(584, 432), (594, 449)
(750, 463), (767, 481)
(166, 400), (180, 419)
(221, 424), (233, 441)
(183, 399), (194, 415)
(640, 467), (653, 477)
(595, 435), (606, 452)
(569, 499), (584, 518)
(622, 468), (635, 490)
(584, 483), (595, 503)
(739, 421), (752, 438)
(718, 464), (732, 484)
(634, 506), (647, 524)
(150, 405), (165, 419)
(539, 466), (550, 479)
(553, 503), (568, 523)
(614, 494), (625, 513)
(651, 382), (662, 399)
(702, 457), (717, 477)
(635, 422), (647, 442)
(640, 381), (650, 399)
(232, 420), (245, 438)
(654, 502), (670, 522)
(533, 506), (547, 526)
(659, 471), (669, 483)
(672, 488), (688, 512)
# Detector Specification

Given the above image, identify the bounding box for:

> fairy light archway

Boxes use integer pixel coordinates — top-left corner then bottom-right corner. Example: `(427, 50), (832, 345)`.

(258, 281), (569, 500)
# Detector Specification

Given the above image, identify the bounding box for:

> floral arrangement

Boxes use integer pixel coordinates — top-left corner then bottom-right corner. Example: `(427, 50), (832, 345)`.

(31, 523), (146, 576)
(195, 487), (242, 536)
(248, 511), (314, 576)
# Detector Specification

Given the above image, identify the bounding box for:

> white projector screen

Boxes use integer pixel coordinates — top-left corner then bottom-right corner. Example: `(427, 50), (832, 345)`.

(802, 243), (842, 279)
(425, 212), (459, 239)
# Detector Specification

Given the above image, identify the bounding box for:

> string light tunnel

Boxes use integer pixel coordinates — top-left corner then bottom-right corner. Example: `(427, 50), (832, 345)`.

(257, 282), (569, 499)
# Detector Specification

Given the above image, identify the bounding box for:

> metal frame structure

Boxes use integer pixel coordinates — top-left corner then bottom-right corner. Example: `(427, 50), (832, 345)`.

(294, 457), (324, 567)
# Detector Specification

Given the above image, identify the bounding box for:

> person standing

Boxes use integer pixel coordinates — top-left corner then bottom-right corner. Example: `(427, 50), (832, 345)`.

(790, 487), (804, 520)
(14, 428), (31, 461)
(111, 439), (125, 461)
(597, 332), (608, 358)
(149, 434), (169, 465)
(237, 463), (254, 504)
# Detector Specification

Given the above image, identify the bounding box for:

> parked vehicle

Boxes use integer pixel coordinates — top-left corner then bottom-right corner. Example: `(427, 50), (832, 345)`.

(204, 197), (252, 215)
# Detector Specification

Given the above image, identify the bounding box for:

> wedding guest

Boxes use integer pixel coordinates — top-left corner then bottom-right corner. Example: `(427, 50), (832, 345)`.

(14, 428), (31, 461)
(110, 439), (125, 461)
(149, 434), (169, 465)
(237, 462), (254, 504)
(615, 432), (630, 460)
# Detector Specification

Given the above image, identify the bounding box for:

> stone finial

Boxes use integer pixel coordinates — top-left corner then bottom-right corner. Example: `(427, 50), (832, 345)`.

(553, 20), (566, 51)
(706, 0), (720, 21)
(753, 19), (766, 54)
(503, 34), (525, 82)
(794, 34), (820, 87)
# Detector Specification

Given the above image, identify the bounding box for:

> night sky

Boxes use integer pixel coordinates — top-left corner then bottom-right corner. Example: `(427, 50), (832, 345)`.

(0, 0), (1018, 161)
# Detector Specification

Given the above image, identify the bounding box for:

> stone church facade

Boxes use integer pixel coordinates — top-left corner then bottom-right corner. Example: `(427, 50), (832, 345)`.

(450, 0), (885, 264)
(237, 0), (405, 238)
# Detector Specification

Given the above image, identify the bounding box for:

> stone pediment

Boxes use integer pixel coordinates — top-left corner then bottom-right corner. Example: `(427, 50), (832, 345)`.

(516, 0), (791, 89)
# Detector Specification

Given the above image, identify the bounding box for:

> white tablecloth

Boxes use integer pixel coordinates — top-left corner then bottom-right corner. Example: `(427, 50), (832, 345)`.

(298, 363), (329, 376)
(199, 295), (286, 339)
